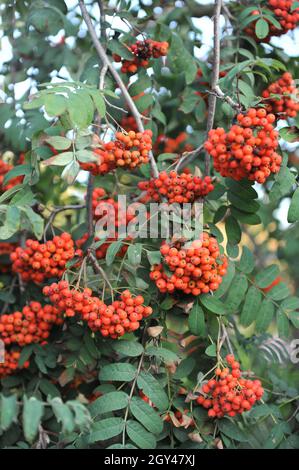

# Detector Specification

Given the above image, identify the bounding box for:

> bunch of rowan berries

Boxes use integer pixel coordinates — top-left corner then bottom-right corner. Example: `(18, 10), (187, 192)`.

(262, 72), (299, 118)
(153, 132), (194, 155)
(204, 108), (281, 184)
(150, 234), (228, 296)
(0, 350), (30, 379)
(90, 290), (153, 339)
(245, 1), (299, 41)
(0, 159), (24, 193)
(113, 39), (169, 74)
(138, 171), (214, 203)
(0, 302), (62, 347)
(120, 115), (139, 133)
(80, 130), (153, 175)
(196, 354), (264, 418)
(43, 281), (152, 339)
(10, 232), (78, 283)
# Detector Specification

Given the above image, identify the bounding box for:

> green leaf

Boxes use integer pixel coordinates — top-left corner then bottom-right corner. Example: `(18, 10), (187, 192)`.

(289, 311), (299, 328)
(112, 340), (144, 357)
(45, 136), (71, 150)
(255, 18), (269, 39)
(89, 392), (129, 417)
(137, 372), (169, 411)
(44, 94), (67, 116)
(168, 33), (197, 84)
(240, 286), (262, 327)
(205, 343), (217, 357)
(0, 394), (19, 431)
(288, 187), (299, 223)
(255, 265), (280, 289)
(267, 282), (290, 301)
(200, 295), (226, 315)
(0, 184), (23, 204)
(237, 246), (255, 274)
(108, 39), (133, 60)
(127, 243), (142, 266)
(279, 126), (299, 143)
(3, 164), (31, 186)
(277, 311), (290, 338)
(105, 240), (124, 266)
(188, 301), (206, 336)
(87, 417), (124, 443)
(130, 397), (163, 434)
(231, 207), (261, 225)
(145, 346), (178, 363)
(50, 397), (75, 434)
(213, 262), (235, 299)
(99, 363), (136, 382)
(0, 206), (21, 239)
(226, 274), (248, 312)
(126, 420), (156, 449)
(88, 89), (106, 117)
(42, 151), (74, 167)
(228, 192), (259, 213)
(173, 357), (196, 379)
(281, 296), (299, 312)
(146, 250), (161, 265)
(225, 215), (241, 245)
(67, 92), (92, 128)
(255, 298), (275, 333)
(22, 207), (44, 239)
(23, 396), (44, 443)
(218, 420), (248, 442)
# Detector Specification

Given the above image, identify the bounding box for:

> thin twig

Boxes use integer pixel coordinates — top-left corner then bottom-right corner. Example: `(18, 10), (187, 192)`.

(44, 204), (85, 240)
(205, 0), (222, 176)
(78, 0), (159, 178)
(88, 250), (114, 300)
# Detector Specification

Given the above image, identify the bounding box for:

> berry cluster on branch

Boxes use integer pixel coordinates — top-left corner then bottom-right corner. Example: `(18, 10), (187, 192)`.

(113, 39), (169, 74)
(10, 233), (78, 283)
(0, 159), (24, 193)
(0, 350), (30, 379)
(138, 171), (214, 203)
(204, 108), (281, 184)
(43, 281), (152, 339)
(245, 1), (299, 41)
(0, 302), (62, 347)
(196, 355), (264, 418)
(150, 234), (228, 296)
(262, 72), (299, 118)
(80, 130), (153, 175)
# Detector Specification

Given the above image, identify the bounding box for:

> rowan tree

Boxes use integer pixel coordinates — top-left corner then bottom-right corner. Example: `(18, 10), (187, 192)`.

(0, 0), (299, 450)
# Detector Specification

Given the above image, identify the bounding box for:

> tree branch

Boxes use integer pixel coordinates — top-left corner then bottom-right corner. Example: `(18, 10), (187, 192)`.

(78, 0), (159, 178)
(205, 0), (222, 176)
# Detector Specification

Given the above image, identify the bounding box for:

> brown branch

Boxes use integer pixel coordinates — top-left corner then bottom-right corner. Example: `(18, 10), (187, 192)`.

(78, 0), (159, 178)
(205, 0), (222, 176)
(44, 204), (85, 239)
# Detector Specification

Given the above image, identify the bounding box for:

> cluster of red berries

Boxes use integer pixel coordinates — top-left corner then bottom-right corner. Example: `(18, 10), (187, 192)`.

(0, 242), (16, 273)
(150, 234), (228, 296)
(138, 171), (214, 203)
(0, 302), (62, 347)
(10, 233), (78, 283)
(0, 350), (30, 379)
(262, 72), (299, 118)
(76, 187), (135, 260)
(154, 132), (194, 155)
(204, 108), (281, 184)
(121, 115), (139, 133)
(0, 159), (24, 193)
(245, 1), (299, 41)
(113, 39), (168, 74)
(43, 281), (152, 339)
(196, 355), (264, 418)
(80, 130), (153, 175)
